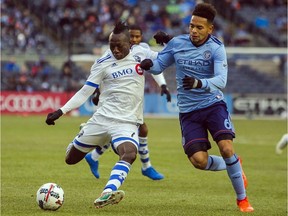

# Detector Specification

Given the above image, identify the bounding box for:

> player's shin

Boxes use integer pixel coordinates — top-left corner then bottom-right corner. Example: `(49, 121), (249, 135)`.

(102, 160), (131, 193)
(224, 154), (246, 200)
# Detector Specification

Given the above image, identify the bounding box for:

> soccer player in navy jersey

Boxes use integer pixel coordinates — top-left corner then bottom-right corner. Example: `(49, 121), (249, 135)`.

(46, 21), (158, 208)
(141, 3), (254, 213)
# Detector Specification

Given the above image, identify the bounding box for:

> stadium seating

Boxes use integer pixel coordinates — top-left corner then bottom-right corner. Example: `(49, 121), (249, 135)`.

(1, 0), (286, 95)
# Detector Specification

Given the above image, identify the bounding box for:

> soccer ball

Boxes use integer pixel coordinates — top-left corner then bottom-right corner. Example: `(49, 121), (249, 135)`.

(36, 183), (64, 211)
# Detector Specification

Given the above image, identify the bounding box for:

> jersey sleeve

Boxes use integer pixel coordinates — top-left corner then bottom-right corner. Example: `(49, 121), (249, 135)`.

(139, 46), (167, 86)
(151, 73), (167, 87)
(149, 40), (175, 74)
(145, 48), (158, 60)
(60, 85), (95, 114)
(200, 45), (228, 91)
(60, 53), (110, 114)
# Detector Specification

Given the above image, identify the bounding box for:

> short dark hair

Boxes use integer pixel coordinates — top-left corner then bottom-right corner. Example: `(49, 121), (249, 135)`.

(113, 21), (130, 37)
(192, 3), (217, 23)
(129, 24), (142, 34)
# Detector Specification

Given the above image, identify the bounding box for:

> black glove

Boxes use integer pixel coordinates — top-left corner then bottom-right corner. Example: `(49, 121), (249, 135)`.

(154, 31), (173, 45)
(140, 59), (153, 70)
(161, 84), (171, 102)
(91, 88), (100, 106)
(45, 109), (63, 125)
(182, 75), (202, 90)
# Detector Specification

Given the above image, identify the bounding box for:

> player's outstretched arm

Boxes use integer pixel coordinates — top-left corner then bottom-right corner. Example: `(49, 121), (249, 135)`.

(45, 85), (96, 125)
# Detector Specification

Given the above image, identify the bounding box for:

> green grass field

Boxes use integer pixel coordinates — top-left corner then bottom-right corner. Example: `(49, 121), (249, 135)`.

(1, 115), (287, 216)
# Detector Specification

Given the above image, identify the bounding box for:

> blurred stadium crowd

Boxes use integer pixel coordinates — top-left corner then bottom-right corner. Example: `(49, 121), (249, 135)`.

(1, 0), (287, 94)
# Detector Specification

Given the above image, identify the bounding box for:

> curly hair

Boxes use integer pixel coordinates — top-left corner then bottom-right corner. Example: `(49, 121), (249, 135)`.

(192, 3), (217, 23)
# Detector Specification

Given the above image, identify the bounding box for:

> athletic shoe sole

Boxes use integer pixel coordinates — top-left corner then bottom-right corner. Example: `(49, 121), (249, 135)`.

(94, 190), (125, 209)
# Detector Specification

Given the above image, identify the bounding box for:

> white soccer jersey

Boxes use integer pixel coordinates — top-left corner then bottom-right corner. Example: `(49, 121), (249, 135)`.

(86, 45), (158, 125)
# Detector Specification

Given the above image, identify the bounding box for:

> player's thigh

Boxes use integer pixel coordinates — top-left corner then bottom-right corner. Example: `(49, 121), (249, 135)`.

(179, 112), (211, 157)
(206, 103), (235, 141)
(216, 139), (234, 158)
(110, 123), (139, 154)
(65, 145), (87, 164)
(138, 122), (148, 137)
(188, 151), (209, 169)
(71, 122), (111, 153)
(117, 141), (138, 164)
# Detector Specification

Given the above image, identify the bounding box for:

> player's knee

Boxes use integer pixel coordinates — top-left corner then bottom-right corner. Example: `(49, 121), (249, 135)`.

(191, 160), (207, 170)
(218, 140), (234, 158)
(121, 151), (137, 164)
(220, 146), (234, 158)
(189, 155), (207, 170)
(65, 155), (84, 165)
(65, 156), (76, 165)
(65, 143), (76, 164)
(65, 144), (86, 165)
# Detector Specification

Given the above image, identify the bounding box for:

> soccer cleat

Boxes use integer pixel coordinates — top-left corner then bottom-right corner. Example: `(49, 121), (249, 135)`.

(94, 190), (125, 208)
(85, 153), (100, 179)
(237, 197), (254, 212)
(238, 157), (248, 189)
(142, 166), (164, 180)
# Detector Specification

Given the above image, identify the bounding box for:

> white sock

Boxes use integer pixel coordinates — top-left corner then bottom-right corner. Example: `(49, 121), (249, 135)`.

(138, 136), (151, 170)
(91, 144), (110, 161)
(103, 160), (131, 193)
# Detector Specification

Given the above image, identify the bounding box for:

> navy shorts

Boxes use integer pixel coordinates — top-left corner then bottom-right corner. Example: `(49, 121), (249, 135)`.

(179, 101), (235, 157)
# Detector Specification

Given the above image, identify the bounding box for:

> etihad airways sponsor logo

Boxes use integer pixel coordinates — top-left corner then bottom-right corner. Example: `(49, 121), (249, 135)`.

(176, 59), (210, 66)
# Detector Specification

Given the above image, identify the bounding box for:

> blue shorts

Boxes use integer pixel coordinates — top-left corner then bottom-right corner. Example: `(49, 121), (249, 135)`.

(179, 101), (235, 157)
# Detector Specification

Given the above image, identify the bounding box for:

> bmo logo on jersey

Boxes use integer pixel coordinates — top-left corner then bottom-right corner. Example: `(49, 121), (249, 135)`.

(111, 68), (133, 78)
(111, 65), (143, 78)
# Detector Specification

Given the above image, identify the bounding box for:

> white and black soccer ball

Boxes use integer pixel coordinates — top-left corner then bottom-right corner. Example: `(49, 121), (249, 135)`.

(36, 183), (64, 211)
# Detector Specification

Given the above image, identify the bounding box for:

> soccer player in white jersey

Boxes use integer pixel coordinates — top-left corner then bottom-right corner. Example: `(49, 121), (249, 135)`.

(140, 3), (254, 213)
(46, 21), (158, 208)
(84, 24), (171, 180)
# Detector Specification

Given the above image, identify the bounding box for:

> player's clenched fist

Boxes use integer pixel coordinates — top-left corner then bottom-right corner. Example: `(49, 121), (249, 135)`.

(161, 84), (171, 102)
(182, 75), (202, 89)
(46, 109), (63, 125)
(153, 31), (173, 45)
(140, 59), (153, 70)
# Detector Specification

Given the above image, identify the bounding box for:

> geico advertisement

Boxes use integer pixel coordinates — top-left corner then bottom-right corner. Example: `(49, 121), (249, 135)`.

(1, 92), (286, 116)
(1, 91), (74, 114)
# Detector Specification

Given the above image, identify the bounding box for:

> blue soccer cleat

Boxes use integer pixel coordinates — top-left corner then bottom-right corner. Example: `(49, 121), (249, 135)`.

(85, 153), (100, 179)
(142, 166), (164, 180)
